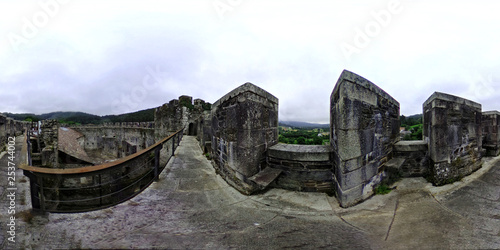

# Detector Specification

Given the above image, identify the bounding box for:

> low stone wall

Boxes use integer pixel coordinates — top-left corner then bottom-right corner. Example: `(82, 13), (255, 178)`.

(482, 111), (500, 156)
(423, 92), (483, 185)
(392, 141), (429, 177)
(267, 144), (334, 192)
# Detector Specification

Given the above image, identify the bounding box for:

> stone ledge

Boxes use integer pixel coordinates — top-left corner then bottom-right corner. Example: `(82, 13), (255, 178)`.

(394, 140), (428, 152)
(331, 69), (399, 107)
(483, 110), (500, 116)
(267, 143), (333, 162)
(213, 82), (279, 108)
(423, 92), (481, 110)
(248, 167), (283, 189)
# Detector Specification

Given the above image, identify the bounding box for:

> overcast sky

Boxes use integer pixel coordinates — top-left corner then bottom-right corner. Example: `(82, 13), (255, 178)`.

(1, 0), (499, 123)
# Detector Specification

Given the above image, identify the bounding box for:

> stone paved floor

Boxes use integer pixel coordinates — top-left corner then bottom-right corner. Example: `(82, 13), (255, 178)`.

(1, 135), (499, 249)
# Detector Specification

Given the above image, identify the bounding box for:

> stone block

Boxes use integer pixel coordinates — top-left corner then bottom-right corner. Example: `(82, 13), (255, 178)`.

(482, 111), (500, 156)
(336, 129), (362, 160)
(211, 83), (278, 194)
(330, 70), (399, 206)
(334, 171), (385, 208)
(423, 92), (482, 185)
(335, 160), (378, 191)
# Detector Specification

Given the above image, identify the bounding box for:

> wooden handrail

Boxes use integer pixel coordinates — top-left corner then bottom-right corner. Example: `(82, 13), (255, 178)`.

(19, 129), (183, 175)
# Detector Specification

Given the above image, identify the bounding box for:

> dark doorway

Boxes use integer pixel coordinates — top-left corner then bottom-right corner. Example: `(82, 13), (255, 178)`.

(188, 123), (197, 136)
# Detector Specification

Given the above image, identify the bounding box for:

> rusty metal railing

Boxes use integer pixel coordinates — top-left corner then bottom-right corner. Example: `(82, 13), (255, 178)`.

(19, 129), (184, 213)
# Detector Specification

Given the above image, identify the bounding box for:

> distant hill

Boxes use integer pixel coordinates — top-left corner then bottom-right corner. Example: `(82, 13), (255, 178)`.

(41, 111), (102, 124)
(101, 108), (155, 123)
(279, 121), (329, 129)
(2, 108), (156, 125)
(400, 114), (423, 127)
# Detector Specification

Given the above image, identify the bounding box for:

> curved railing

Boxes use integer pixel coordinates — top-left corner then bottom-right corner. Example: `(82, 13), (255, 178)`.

(19, 129), (184, 213)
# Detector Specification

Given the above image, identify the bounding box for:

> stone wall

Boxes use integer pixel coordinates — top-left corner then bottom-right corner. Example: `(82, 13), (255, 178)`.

(72, 127), (155, 161)
(154, 96), (210, 141)
(39, 120), (59, 168)
(195, 111), (212, 154)
(330, 70), (400, 207)
(423, 92), (482, 185)
(0, 114), (28, 150)
(482, 111), (500, 156)
(67, 122), (154, 129)
(155, 99), (188, 140)
(392, 141), (429, 177)
(267, 144), (334, 192)
(211, 83), (279, 194)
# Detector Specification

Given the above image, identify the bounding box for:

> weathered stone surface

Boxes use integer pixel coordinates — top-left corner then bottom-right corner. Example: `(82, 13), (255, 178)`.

(211, 82), (279, 194)
(6, 135), (500, 249)
(154, 96), (210, 141)
(333, 170), (386, 207)
(195, 110), (212, 154)
(0, 114), (28, 150)
(393, 140), (429, 177)
(267, 143), (332, 162)
(267, 143), (334, 192)
(40, 120), (59, 168)
(423, 92), (482, 185)
(482, 111), (500, 156)
(330, 70), (400, 207)
(248, 167), (283, 189)
(73, 126), (155, 162)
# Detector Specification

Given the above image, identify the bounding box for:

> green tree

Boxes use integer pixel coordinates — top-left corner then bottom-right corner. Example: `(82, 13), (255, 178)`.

(297, 136), (306, 144)
(313, 137), (323, 145)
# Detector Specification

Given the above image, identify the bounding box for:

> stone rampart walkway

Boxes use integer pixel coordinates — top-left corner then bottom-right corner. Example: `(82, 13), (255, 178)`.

(1, 136), (499, 249)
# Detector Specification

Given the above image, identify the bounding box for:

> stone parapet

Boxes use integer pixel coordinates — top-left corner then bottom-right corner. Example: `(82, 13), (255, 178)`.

(392, 140), (429, 177)
(267, 144), (333, 192)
